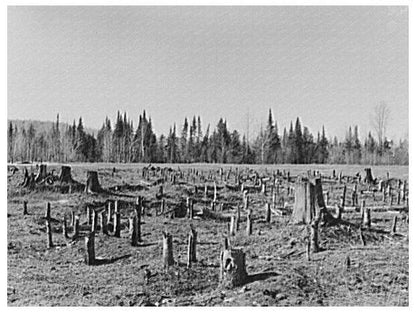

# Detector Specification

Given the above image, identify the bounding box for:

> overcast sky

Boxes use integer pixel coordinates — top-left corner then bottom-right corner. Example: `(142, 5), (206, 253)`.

(8, 6), (408, 142)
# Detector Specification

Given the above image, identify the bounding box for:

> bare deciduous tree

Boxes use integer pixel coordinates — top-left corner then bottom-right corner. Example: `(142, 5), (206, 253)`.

(372, 102), (390, 148)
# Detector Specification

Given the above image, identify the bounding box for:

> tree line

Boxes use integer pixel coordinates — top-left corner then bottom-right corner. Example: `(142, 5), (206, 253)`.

(7, 109), (408, 165)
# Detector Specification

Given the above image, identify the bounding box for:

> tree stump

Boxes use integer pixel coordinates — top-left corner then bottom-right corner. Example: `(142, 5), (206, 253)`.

(229, 216), (236, 236)
(23, 201), (28, 215)
(84, 231), (95, 265)
(391, 215), (398, 234)
(45, 203), (53, 248)
(364, 168), (375, 184)
(265, 203), (271, 223)
(84, 171), (102, 194)
(246, 209), (252, 236)
(135, 197), (142, 242)
(310, 219), (319, 253)
(59, 166), (74, 183)
(73, 216), (80, 240)
(129, 215), (138, 246)
(162, 231), (174, 268)
(35, 164), (48, 183)
(99, 211), (108, 235)
(219, 248), (248, 288)
(63, 216), (69, 239)
(363, 207), (371, 228)
(113, 212), (121, 237)
(187, 227), (197, 267)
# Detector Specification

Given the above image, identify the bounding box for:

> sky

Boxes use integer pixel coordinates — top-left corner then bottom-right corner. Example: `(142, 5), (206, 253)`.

(7, 6), (408, 142)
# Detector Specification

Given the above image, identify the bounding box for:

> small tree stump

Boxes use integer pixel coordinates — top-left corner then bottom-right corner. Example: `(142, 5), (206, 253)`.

(246, 209), (252, 236)
(162, 231), (174, 268)
(391, 215), (398, 234)
(35, 164), (48, 183)
(305, 238), (311, 261)
(265, 203), (271, 223)
(187, 227), (197, 267)
(63, 216), (69, 239)
(363, 208), (371, 228)
(45, 203), (53, 248)
(84, 171), (102, 194)
(310, 219), (319, 253)
(229, 215), (236, 236)
(219, 248), (248, 288)
(135, 197), (142, 242)
(23, 201), (28, 215)
(113, 212), (121, 237)
(84, 231), (95, 265)
(99, 211), (108, 235)
(129, 215), (138, 246)
(73, 216), (80, 239)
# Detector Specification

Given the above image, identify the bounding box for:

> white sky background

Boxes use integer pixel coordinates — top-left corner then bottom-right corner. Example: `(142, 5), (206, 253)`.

(7, 6), (408, 142)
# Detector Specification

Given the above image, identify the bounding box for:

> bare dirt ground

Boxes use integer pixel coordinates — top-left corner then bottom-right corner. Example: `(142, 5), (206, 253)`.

(7, 163), (408, 306)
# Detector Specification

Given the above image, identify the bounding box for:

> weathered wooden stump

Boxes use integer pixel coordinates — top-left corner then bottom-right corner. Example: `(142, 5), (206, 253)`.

(99, 211), (108, 235)
(162, 231), (174, 268)
(292, 178), (325, 224)
(219, 248), (248, 288)
(310, 219), (319, 253)
(59, 166), (74, 183)
(45, 202), (53, 248)
(187, 227), (197, 267)
(391, 215), (398, 234)
(265, 203), (271, 223)
(246, 209), (252, 236)
(73, 216), (80, 239)
(23, 201), (28, 215)
(84, 171), (102, 194)
(129, 215), (139, 246)
(84, 231), (96, 265)
(229, 215), (236, 236)
(113, 212), (121, 237)
(35, 164), (48, 183)
(363, 208), (371, 228)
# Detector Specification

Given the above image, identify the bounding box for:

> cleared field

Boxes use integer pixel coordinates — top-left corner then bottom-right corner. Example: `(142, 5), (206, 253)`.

(7, 163), (408, 306)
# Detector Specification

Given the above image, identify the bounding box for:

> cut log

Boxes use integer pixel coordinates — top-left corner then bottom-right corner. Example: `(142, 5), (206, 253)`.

(84, 171), (102, 194)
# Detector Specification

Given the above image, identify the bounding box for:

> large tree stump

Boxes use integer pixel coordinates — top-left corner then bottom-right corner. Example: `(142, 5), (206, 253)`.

(162, 231), (174, 268)
(84, 171), (102, 194)
(59, 166), (74, 183)
(35, 164), (48, 183)
(186, 227), (197, 267)
(364, 168), (375, 184)
(219, 248), (248, 288)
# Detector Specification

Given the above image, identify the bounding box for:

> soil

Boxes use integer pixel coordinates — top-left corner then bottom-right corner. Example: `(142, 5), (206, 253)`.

(7, 163), (409, 306)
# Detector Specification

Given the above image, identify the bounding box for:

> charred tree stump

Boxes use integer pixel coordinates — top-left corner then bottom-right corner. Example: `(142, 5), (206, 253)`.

(310, 219), (319, 253)
(59, 166), (74, 183)
(135, 197), (142, 243)
(35, 164), (48, 183)
(265, 203), (271, 223)
(84, 171), (102, 194)
(73, 216), (80, 240)
(219, 248), (248, 288)
(162, 231), (174, 268)
(45, 202), (54, 248)
(186, 227), (197, 268)
(246, 209), (252, 236)
(63, 217), (69, 239)
(99, 211), (108, 235)
(113, 212), (121, 238)
(364, 168), (375, 184)
(84, 231), (96, 265)
(23, 201), (28, 215)
(391, 215), (398, 234)
(129, 215), (138, 246)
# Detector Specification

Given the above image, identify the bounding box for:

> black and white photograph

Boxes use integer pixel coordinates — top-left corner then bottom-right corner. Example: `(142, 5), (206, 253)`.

(5, 2), (411, 307)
